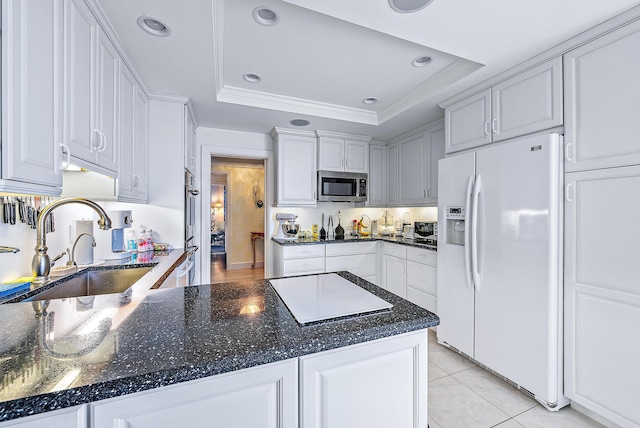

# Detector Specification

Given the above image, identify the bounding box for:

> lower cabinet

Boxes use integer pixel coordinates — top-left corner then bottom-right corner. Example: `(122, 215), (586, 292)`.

(325, 241), (378, 284)
(0, 405), (87, 428)
(272, 244), (326, 277)
(405, 247), (438, 313)
(564, 166), (640, 428)
(300, 330), (428, 428)
(92, 359), (298, 428)
(382, 243), (406, 298)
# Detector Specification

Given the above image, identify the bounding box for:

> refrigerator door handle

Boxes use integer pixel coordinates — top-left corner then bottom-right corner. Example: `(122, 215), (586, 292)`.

(471, 174), (482, 292)
(464, 175), (474, 292)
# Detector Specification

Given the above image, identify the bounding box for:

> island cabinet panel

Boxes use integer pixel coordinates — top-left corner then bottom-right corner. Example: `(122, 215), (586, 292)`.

(0, 405), (87, 428)
(300, 330), (428, 428)
(91, 359), (298, 428)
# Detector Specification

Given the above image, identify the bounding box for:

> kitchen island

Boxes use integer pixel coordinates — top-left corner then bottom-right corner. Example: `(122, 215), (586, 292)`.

(0, 271), (438, 427)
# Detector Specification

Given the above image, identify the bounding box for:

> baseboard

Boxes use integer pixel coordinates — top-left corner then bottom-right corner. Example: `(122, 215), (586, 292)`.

(228, 261), (264, 270)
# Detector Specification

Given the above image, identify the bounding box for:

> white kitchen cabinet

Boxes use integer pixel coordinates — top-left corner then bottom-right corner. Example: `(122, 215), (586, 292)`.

(272, 128), (317, 206)
(387, 142), (399, 205)
(368, 143), (386, 206)
(0, 405), (87, 428)
(406, 247), (438, 313)
(564, 166), (640, 428)
(325, 241), (378, 284)
(564, 20), (640, 172)
(316, 132), (370, 173)
(92, 359), (298, 428)
(63, 0), (119, 175)
(1, 0), (64, 195)
(382, 243), (406, 298)
(184, 106), (197, 175)
(445, 57), (562, 154)
(300, 330), (427, 428)
(395, 120), (445, 206)
(273, 244), (325, 277)
(117, 64), (148, 203)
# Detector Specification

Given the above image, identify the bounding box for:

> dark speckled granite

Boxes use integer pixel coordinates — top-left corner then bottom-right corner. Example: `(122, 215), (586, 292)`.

(0, 271), (438, 422)
(272, 235), (437, 251)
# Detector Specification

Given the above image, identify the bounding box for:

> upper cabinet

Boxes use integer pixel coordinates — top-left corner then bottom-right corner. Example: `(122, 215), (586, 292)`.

(184, 106), (197, 176)
(1, 0), (64, 196)
(63, 0), (119, 175)
(445, 57), (563, 154)
(316, 132), (370, 174)
(272, 128), (318, 206)
(117, 65), (148, 203)
(564, 19), (640, 172)
(390, 120), (445, 206)
(368, 143), (387, 207)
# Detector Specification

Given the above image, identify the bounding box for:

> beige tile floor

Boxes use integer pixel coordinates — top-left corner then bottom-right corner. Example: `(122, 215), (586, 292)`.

(427, 329), (606, 428)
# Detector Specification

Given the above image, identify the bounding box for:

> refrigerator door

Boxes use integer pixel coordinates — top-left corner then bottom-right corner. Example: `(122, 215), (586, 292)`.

(437, 152), (476, 357)
(473, 133), (562, 405)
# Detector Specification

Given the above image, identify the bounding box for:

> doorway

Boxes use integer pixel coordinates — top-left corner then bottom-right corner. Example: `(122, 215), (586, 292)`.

(210, 157), (265, 284)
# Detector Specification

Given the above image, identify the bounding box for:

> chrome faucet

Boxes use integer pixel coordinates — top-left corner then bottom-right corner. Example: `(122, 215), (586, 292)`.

(67, 232), (96, 267)
(32, 198), (112, 278)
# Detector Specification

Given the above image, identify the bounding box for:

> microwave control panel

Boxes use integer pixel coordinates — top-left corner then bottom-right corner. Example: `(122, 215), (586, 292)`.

(358, 178), (367, 197)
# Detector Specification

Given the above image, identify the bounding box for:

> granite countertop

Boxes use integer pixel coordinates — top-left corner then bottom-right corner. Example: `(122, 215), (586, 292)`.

(0, 249), (186, 305)
(272, 234), (438, 251)
(0, 271), (439, 422)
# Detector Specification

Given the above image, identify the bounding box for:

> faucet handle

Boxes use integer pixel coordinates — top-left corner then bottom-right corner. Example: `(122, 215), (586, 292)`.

(51, 250), (67, 267)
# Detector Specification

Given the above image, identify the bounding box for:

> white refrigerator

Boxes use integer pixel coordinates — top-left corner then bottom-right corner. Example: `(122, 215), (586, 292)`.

(437, 133), (569, 410)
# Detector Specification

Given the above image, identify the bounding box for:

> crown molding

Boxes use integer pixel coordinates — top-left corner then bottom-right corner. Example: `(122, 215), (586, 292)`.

(218, 86), (379, 125)
(270, 127), (317, 140)
(314, 130), (372, 142)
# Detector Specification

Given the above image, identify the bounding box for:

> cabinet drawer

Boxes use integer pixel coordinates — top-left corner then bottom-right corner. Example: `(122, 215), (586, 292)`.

(283, 257), (325, 275)
(326, 254), (377, 277)
(282, 245), (325, 260)
(406, 247), (437, 266)
(383, 243), (406, 258)
(406, 261), (437, 295)
(325, 241), (377, 256)
(406, 286), (436, 313)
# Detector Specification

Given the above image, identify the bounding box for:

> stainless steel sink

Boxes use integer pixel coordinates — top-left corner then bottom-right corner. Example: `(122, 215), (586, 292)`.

(27, 267), (153, 301)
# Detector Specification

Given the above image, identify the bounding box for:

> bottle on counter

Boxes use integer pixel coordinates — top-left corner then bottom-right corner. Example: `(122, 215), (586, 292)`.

(145, 229), (154, 251)
(127, 229), (138, 252)
(137, 225), (148, 252)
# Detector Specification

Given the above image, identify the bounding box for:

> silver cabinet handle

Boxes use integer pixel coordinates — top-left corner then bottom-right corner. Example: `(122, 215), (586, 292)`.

(59, 143), (71, 170)
(484, 121), (491, 136)
(491, 118), (499, 134)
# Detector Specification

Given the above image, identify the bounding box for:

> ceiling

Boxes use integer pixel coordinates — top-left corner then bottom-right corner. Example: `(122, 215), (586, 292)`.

(97, 0), (640, 141)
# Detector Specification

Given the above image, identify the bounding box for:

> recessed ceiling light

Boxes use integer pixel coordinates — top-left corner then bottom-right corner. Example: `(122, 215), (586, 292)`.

(362, 98), (378, 105)
(389, 0), (435, 13)
(243, 73), (262, 83)
(289, 119), (310, 127)
(412, 55), (433, 67)
(137, 16), (171, 37)
(253, 6), (280, 26)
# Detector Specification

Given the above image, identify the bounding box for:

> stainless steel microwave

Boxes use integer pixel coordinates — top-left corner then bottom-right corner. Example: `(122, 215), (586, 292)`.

(317, 170), (367, 202)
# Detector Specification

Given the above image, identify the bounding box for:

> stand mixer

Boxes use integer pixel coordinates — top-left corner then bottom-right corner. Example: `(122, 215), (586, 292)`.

(275, 213), (300, 240)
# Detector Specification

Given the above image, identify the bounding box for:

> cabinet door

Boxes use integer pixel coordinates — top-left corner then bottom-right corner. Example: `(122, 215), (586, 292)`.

(184, 106), (197, 175)
(445, 89), (491, 154)
(387, 143), (399, 205)
(426, 122), (445, 203)
(368, 145), (386, 206)
(93, 27), (119, 173)
(492, 57), (563, 143)
(398, 133), (426, 205)
(564, 20), (640, 172)
(1, 0), (63, 191)
(564, 166), (640, 428)
(92, 359), (298, 428)
(344, 140), (368, 173)
(133, 85), (149, 201)
(117, 65), (135, 199)
(326, 254), (377, 278)
(0, 405), (87, 428)
(317, 136), (344, 171)
(276, 134), (317, 206)
(63, 0), (97, 162)
(383, 255), (406, 298)
(300, 330), (427, 428)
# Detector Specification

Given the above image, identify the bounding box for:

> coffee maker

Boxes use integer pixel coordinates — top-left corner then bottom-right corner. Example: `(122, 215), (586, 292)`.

(274, 213), (299, 240)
